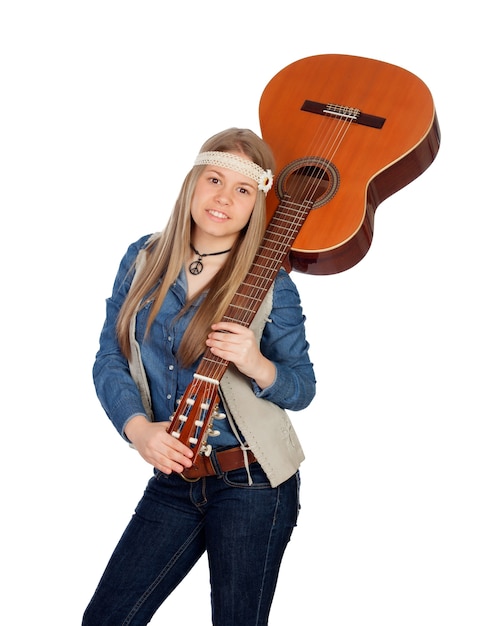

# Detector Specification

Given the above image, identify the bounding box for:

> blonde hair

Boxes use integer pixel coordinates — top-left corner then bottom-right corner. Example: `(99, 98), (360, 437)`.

(116, 128), (276, 366)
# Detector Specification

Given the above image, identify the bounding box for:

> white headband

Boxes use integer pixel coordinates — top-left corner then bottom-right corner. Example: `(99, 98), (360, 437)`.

(194, 151), (273, 195)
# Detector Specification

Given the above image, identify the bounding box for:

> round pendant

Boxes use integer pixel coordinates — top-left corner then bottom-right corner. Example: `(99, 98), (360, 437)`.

(189, 259), (203, 275)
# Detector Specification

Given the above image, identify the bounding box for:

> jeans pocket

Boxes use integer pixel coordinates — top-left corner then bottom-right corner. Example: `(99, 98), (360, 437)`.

(223, 462), (272, 488)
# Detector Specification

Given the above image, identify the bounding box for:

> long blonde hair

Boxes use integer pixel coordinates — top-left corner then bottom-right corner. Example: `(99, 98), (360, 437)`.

(116, 128), (276, 366)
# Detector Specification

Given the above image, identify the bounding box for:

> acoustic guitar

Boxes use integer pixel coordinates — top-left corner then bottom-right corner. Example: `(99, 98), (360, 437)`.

(168, 54), (440, 464)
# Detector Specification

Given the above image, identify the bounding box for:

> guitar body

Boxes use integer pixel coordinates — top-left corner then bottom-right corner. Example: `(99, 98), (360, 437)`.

(259, 54), (441, 274)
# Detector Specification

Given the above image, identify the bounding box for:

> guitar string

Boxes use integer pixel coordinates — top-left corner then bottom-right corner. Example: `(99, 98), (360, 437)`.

(297, 108), (354, 209)
(266, 102), (355, 269)
(253, 107), (354, 289)
(205, 112), (355, 382)
(177, 113), (359, 441)
(200, 103), (356, 382)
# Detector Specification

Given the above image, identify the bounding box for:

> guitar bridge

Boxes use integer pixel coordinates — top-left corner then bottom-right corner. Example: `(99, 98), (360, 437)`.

(301, 99), (386, 129)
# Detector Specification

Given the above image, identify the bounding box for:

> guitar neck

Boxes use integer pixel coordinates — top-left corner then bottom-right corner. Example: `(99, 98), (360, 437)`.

(196, 195), (313, 382)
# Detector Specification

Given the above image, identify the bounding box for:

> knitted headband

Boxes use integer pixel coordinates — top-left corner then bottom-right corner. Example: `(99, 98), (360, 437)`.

(194, 151), (273, 195)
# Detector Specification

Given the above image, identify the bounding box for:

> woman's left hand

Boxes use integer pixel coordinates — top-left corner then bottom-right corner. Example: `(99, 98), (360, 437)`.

(206, 321), (276, 389)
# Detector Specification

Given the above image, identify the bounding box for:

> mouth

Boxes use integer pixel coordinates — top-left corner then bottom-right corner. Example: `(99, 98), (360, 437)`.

(207, 209), (229, 220)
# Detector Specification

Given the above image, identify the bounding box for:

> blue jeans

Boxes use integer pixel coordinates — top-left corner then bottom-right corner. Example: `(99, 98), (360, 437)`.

(82, 462), (300, 625)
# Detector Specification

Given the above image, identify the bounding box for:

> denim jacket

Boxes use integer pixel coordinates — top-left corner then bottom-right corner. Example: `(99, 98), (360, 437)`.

(93, 235), (316, 483)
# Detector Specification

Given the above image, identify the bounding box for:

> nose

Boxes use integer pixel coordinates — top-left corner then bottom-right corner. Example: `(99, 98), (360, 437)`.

(215, 190), (231, 205)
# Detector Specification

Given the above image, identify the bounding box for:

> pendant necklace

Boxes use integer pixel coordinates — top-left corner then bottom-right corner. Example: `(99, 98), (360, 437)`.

(189, 243), (232, 275)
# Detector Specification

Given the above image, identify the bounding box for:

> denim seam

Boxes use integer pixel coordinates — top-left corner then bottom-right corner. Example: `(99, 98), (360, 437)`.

(122, 520), (204, 625)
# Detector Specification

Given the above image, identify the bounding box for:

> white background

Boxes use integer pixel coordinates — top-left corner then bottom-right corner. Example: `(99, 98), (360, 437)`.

(1, 1), (495, 624)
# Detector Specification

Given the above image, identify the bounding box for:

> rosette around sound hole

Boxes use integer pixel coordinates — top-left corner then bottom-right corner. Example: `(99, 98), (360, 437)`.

(276, 157), (340, 208)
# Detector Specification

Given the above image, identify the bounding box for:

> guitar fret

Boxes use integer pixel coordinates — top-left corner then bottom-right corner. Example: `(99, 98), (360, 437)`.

(266, 228), (304, 237)
(229, 294), (264, 306)
(238, 277), (272, 289)
(251, 256), (286, 268)
(226, 305), (262, 319)
(223, 315), (252, 326)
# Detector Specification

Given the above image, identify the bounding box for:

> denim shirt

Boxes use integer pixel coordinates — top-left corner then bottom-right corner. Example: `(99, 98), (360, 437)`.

(93, 235), (316, 448)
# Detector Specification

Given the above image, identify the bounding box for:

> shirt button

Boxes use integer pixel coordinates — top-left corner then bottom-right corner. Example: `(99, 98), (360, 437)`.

(166, 393), (172, 400)
(167, 336), (172, 342)
(168, 365), (174, 371)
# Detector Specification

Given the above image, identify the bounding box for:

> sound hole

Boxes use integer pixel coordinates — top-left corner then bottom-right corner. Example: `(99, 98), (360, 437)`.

(276, 157), (340, 208)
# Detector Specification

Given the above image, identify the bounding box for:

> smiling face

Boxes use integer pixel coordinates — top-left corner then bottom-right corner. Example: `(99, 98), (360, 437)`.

(190, 152), (259, 251)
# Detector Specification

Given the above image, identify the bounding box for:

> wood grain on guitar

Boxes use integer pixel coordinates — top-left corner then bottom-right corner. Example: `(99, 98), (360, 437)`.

(260, 54), (441, 274)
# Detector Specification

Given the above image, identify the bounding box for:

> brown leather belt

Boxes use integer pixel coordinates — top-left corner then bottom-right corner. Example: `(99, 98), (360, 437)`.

(181, 447), (257, 481)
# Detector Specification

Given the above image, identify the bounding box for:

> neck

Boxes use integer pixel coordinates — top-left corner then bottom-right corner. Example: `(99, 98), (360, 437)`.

(191, 234), (236, 254)
(188, 241), (233, 276)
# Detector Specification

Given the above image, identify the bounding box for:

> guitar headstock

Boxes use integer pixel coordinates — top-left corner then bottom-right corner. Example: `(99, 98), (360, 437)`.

(168, 374), (222, 465)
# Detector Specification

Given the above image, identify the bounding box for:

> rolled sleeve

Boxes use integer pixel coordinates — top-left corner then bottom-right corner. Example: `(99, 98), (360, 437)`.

(252, 270), (316, 411)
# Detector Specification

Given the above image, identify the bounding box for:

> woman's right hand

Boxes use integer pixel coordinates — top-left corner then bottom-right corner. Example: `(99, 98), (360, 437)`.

(124, 415), (194, 474)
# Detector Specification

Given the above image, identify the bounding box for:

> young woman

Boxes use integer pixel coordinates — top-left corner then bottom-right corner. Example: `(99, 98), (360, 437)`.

(83, 128), (316, 625)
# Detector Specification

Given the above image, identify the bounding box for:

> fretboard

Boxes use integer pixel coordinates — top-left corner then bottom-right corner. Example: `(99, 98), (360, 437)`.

(197, 195), (313, 381)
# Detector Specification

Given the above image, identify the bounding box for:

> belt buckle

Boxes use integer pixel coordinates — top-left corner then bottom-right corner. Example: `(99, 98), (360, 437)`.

(179, 471), (201, 482)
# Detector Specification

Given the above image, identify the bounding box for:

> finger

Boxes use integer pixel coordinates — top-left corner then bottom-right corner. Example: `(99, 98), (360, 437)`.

(163, 432), (194, 460)
(210, 321), (244, 334)
(152, 446), (193, 475)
